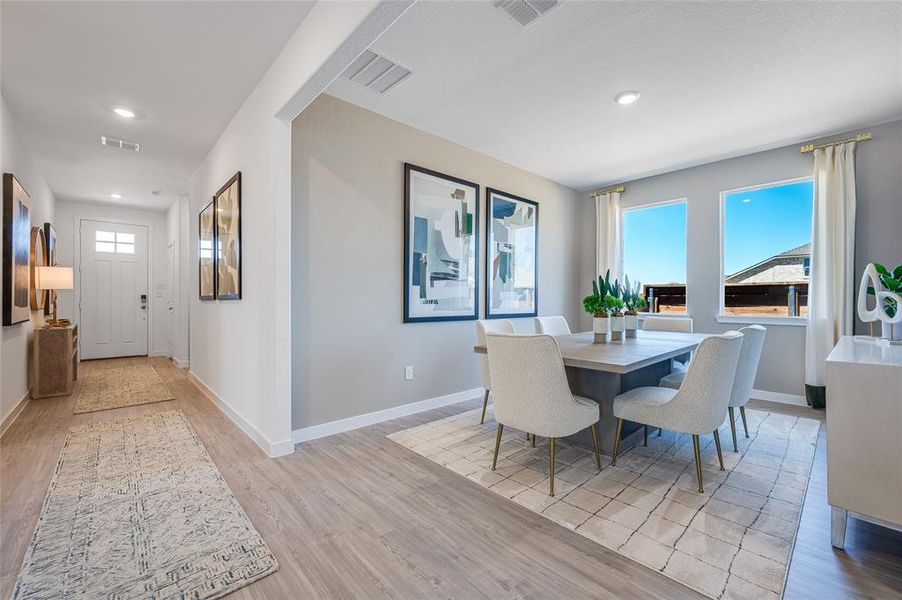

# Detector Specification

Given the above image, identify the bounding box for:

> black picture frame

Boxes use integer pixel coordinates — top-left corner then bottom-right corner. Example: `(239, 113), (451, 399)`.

(403, 163), (480, 323)
(198, 201), (215, 301)
(213, 172), (241, 300)
(3, 173), (32, 326)
(485, 187), (539, 319)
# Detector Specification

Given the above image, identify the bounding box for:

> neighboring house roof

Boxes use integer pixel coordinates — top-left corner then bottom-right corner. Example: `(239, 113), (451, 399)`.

(726, 243), (810, 284)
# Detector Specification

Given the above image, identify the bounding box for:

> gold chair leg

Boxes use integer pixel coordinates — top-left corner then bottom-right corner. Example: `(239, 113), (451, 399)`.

(492, 424), (504, 470)
(589, 424), (602, 471)
(728, 407), (738, 452)
(532, 433), (536, 448)
(548, 437), (556, 496)
(643, 425), (648, 447)
(480, 389), (490, 424)
(692, 434), (704, 493)
(611, 418), (624, 466)
(739, 406), (750, 438)
(713, 429), (725, 471)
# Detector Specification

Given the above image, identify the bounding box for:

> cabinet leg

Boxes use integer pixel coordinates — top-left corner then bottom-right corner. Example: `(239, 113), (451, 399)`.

(831, 506), (847, 549)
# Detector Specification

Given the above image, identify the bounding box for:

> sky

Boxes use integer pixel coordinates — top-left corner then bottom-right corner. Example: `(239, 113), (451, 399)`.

(621, 179), (813, 285)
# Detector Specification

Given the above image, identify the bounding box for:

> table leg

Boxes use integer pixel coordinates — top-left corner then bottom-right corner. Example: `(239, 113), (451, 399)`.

(831, 506), (847, 549)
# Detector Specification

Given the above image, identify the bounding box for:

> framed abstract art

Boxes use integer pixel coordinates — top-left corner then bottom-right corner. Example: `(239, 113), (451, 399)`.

(198, 201), (215, 300)
(403, 163), (479, 323)
(3, 173), (32, 326)
(213, 172), (241, 300)
(485, 187), (538, 319)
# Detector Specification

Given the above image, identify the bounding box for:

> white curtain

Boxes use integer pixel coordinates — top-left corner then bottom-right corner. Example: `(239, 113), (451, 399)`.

(595, 191), (622, 282)
(805, 142), (857, 390)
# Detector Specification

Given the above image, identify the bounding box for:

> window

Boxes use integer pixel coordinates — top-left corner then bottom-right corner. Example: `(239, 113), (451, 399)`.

(721, 178), (813, 318)
(95, 230), (136, 254)
(622, 199), (687, 314)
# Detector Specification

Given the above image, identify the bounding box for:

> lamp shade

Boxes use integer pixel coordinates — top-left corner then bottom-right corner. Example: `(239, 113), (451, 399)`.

(34, 266), (74, 290)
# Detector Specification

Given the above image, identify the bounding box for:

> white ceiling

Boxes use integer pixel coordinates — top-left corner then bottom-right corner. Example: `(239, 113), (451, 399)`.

(1, 1), (314, 210)
(327, 1), (902, 190)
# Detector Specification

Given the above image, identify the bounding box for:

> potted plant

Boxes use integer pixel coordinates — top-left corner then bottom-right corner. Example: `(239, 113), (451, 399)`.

(585, 270), (614, 343)
(867, 263), (902, 341)
(621, 275), (646, 338)
(608, 294), (626, 341)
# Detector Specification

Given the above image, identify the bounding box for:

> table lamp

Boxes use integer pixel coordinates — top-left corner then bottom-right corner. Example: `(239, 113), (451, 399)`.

(35, 266), (74, 326)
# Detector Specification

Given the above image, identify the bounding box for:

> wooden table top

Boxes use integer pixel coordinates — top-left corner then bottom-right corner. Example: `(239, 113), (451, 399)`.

(474, 330), (710, 374)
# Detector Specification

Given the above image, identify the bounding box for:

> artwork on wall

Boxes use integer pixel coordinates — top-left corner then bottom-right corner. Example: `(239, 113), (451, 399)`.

(404, 163), (479, 322)
(29, 226), (47, 310)
(198, 201), (215, 300)
(214, 172), (241, 300)
(3, 173), (32, 326)
(43, 222), (57, 316)
(486, 188), (538, 319)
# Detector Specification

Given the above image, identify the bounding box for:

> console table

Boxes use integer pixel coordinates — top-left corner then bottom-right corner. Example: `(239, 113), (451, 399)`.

(826, 336), (902, 548)
(32, 324), (78, 399)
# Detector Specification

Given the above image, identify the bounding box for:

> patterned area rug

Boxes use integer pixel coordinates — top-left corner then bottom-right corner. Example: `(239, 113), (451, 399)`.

(73, 362), (175, 413)
(389, 406), (819, 599)
(13, 410), (278, 599)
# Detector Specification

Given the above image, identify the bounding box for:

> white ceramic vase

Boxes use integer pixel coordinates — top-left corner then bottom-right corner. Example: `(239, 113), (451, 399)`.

(593, 316), (609, 343)
(625, 314), (639, 338)
(610, 315), (625, 341)
(883, 321), (902, 341)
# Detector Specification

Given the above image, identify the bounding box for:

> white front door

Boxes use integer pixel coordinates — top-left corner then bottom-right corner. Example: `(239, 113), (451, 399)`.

(80, 220), (149, 359)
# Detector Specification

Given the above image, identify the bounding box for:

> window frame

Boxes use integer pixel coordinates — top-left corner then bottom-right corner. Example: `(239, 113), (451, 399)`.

(717, 176), (812, 326)
(620, 197), (689, 316)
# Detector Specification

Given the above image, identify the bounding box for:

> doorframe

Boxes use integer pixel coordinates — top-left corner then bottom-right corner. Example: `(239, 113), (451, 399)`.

(74, 216), (154, 358)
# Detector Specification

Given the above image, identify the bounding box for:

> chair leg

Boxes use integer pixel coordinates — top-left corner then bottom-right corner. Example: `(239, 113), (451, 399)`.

(480, 389), (490, 424)
(728, 407), (738, 452)
(611, 418), (624, 466)
(658, 427), (663, 437)
(548, 437), (556, 496)
(589, 424), (602, 471)
(532, 434), (536, 448)
(739, 406), (750, 438)
(692, 434), (704, 493)
(643, 425), (648, 447)
(492, 424), (504, 470)
(713, 429), (725, 471)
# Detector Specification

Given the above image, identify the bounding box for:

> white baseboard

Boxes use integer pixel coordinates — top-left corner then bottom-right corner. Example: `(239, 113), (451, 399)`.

(0, 390), (31, 439)
(187, 370), (293, 458)
(293, 386), (484, 445)
(751, 388), (808, 407)
(171, 357), (190, 369)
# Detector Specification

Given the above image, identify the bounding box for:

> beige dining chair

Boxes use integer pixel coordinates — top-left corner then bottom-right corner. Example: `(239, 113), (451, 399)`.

(476, 319), (516, 424)
(660, 325), (766, 452)
(640, 315), (694, 440)
(534, 315), (571, 336)
(485, 332), (602, 496)
(611, 331), (744, 493)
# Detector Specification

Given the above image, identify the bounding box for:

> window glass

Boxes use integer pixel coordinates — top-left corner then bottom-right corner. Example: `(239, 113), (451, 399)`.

(622, 200), (687, 313)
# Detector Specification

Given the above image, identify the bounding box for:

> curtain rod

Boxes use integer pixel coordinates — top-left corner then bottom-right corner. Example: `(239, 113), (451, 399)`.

(800, 132), (872, 154)
(590, 185), (625, 197)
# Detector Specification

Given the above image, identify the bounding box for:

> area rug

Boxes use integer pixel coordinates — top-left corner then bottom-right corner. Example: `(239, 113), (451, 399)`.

(73, 362), (174, 413)
(12, 410), (278, 599)
(389, 406), (819, 599)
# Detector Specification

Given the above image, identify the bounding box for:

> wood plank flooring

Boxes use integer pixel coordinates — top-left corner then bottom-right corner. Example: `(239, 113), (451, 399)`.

(1, 357), (900, 599)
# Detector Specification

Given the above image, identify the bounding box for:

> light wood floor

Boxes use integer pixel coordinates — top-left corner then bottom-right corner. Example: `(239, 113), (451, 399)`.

(1, 357), (900, 599)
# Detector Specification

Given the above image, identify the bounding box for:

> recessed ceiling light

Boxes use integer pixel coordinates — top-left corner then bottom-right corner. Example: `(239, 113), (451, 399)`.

(614, 91), (641, 105)
(113, 107), (135, 118)
(109, 193), (123, 199)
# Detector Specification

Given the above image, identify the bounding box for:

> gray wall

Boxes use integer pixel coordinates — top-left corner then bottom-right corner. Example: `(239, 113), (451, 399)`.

(291, 94), (582, 429)
(578, 120), (902, 397)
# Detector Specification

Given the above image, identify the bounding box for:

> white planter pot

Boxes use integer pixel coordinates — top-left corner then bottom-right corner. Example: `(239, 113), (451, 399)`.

(610, 316), (624, 342)
(593, 317), (609, 343)
(625, 314), (639, 338)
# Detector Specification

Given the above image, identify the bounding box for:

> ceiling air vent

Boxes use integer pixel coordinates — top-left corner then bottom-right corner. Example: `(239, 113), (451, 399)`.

(494, 0), (559, 26)
(341, 49), (412, 94)
(100, 135), (140, 152)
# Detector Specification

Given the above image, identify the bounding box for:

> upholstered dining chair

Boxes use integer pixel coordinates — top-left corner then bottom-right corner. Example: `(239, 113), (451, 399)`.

(610, 331), (744, 493)
(534, 315), (572, 336)
(642, 315), (694, 333)
(485, 332), (602, 496)
(476, 319), (516, 424)
(661, 325), (766, 452)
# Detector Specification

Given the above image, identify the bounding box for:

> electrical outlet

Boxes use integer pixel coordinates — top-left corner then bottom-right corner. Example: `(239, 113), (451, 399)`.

(404, 366), (414, 381)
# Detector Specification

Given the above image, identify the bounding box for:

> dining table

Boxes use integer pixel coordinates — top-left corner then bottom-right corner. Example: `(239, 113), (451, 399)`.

(473, 329), (711, 453)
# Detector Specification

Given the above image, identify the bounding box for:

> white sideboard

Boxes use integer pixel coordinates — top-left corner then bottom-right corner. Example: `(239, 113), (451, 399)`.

(825, 336), (902, 548)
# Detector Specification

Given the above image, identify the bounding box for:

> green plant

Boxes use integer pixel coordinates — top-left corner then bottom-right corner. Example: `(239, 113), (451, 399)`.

(583, 293), (605, 317)
(868, 263), (902, 317)
(605, 294), (625, 317)
(621, 274), (647, 314)
(584, 269), (614, 317)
